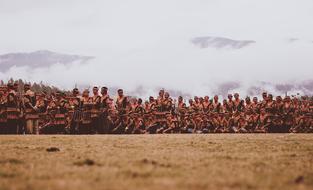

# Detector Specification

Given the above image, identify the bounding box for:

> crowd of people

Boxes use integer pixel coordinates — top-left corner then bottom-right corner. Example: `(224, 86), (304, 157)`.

(0, 82), (312, 135)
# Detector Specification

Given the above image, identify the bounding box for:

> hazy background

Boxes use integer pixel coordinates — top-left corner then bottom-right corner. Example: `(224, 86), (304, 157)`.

(0, 0), (313, 98)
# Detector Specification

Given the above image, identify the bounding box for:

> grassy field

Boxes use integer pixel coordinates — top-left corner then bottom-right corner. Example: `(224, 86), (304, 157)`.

(0, 134), (313, 190)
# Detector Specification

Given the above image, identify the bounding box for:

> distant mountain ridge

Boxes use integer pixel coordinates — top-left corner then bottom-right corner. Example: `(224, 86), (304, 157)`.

(191, 36), (256, 49)
(0, 50), (94, 71)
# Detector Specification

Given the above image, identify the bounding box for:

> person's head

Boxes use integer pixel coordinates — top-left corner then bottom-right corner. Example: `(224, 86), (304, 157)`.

(24, 84), (30, 92)
(145, 101), (149, 106)
(253, 97), (258, 103)
(228, 94), (233, 100)
(117, 89), (123, 97)
(204, 96), (209, 102)
(137, 98), (142, 105)
(56, 91), (61, 98)
(223, 99), (227, 105)
(101, 87), (108, 95)
(82, 89), (89, 97)
(245, 96), (251, 104)
(92, 86), (99, 95)
(214, 95), (219, 102)
(199, 97), (204, 103)
(234, 93), (239, 100)
(262, 92), (268, 100)
(72, 88), (79, 96)
(178, 96), (183, 102)
(284, 96), (291, 102)
(194, 96), (199, 103)
(149, 96), (154, 103)
(188, 99), (193, 105)
(276, 96), (282, 102)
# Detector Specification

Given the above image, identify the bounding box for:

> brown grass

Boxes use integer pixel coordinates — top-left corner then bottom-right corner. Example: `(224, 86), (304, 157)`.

(0, 134), (313, 190)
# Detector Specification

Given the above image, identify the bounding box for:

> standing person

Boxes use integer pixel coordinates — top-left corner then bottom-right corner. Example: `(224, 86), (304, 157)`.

(69, 88), (82, 134)
(227, 94), (234, 113)
(233, 93), (244, 112)
(100, 87), (110, 133)
(0, 88), (7, 134)
(81, 89), (93, 134)
(202, 96), (211, 113)
(116, 89), (128, 115)
(147, 96), (156, 113)
(212, 95), (221, 113)
(91, 86), (101, 133)
(163, 92), (172, 112)
(251, 97), (260, 114)
(261, 92), (268, 108)
(22, 84), (39, 134)
(156, 89), (164, 112)
(245, 97), (253, 111)
(6, 83), (20, 134)
(55, 92), (69, 134)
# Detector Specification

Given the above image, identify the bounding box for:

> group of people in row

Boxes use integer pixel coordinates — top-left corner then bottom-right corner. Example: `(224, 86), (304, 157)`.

(0, 82), (312, 134)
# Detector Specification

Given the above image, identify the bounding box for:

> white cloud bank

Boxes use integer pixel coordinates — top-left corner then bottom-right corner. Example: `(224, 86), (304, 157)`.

(0, 0), (313, 98)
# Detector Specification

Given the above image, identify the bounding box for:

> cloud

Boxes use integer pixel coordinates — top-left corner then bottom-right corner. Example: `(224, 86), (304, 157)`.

(0, 0), (312, 98)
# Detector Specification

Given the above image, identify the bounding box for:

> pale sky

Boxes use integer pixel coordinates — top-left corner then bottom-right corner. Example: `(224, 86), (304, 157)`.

(0, 0), (313, 96)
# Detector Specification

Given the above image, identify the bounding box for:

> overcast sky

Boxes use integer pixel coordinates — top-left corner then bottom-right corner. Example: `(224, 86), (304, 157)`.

(0, 0), (313, 96)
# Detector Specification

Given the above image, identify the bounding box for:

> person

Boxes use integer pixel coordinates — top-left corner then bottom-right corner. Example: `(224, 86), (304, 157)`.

(233, 93), (244, 112)
(245, 97), (253, 111)
(99, 87), (110, 133)
(80, 89), (93, 134)
(177, 96), (184, 110)
(69, 88), (82, 134)
(55, 92), (69, 133)
(116, 89), (128, 114)
(146, 96), (156, 113)
(100, 87), (110, 110)
(133, 98), (145, 114)
(0, 88), (7, 134)
(133, 115), (146, 134)
(261, 92), (268, 108)
(255, 108), (269, 133)
(163, 92), (172, 112)
(212, 95), (221, 113)
(283, 96), (295, 132)
(91, 86), (101, 133)
(6, 83), (20, 134)
(36, 93), (48, 133)
(202, 96), (211, 113)
(22, 84), (39, 134)
(251, 97), (260, 113)
(226, 94), (234, 113)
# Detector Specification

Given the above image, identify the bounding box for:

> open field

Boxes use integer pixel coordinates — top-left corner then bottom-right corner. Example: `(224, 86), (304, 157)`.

(0, 134), (313, 190)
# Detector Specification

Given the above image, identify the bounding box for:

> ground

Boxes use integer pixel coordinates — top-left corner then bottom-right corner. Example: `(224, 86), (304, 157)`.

(0, 134), (313, 190)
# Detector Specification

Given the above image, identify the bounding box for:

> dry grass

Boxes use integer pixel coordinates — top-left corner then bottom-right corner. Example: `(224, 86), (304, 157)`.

(0, 134), (313, 190)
